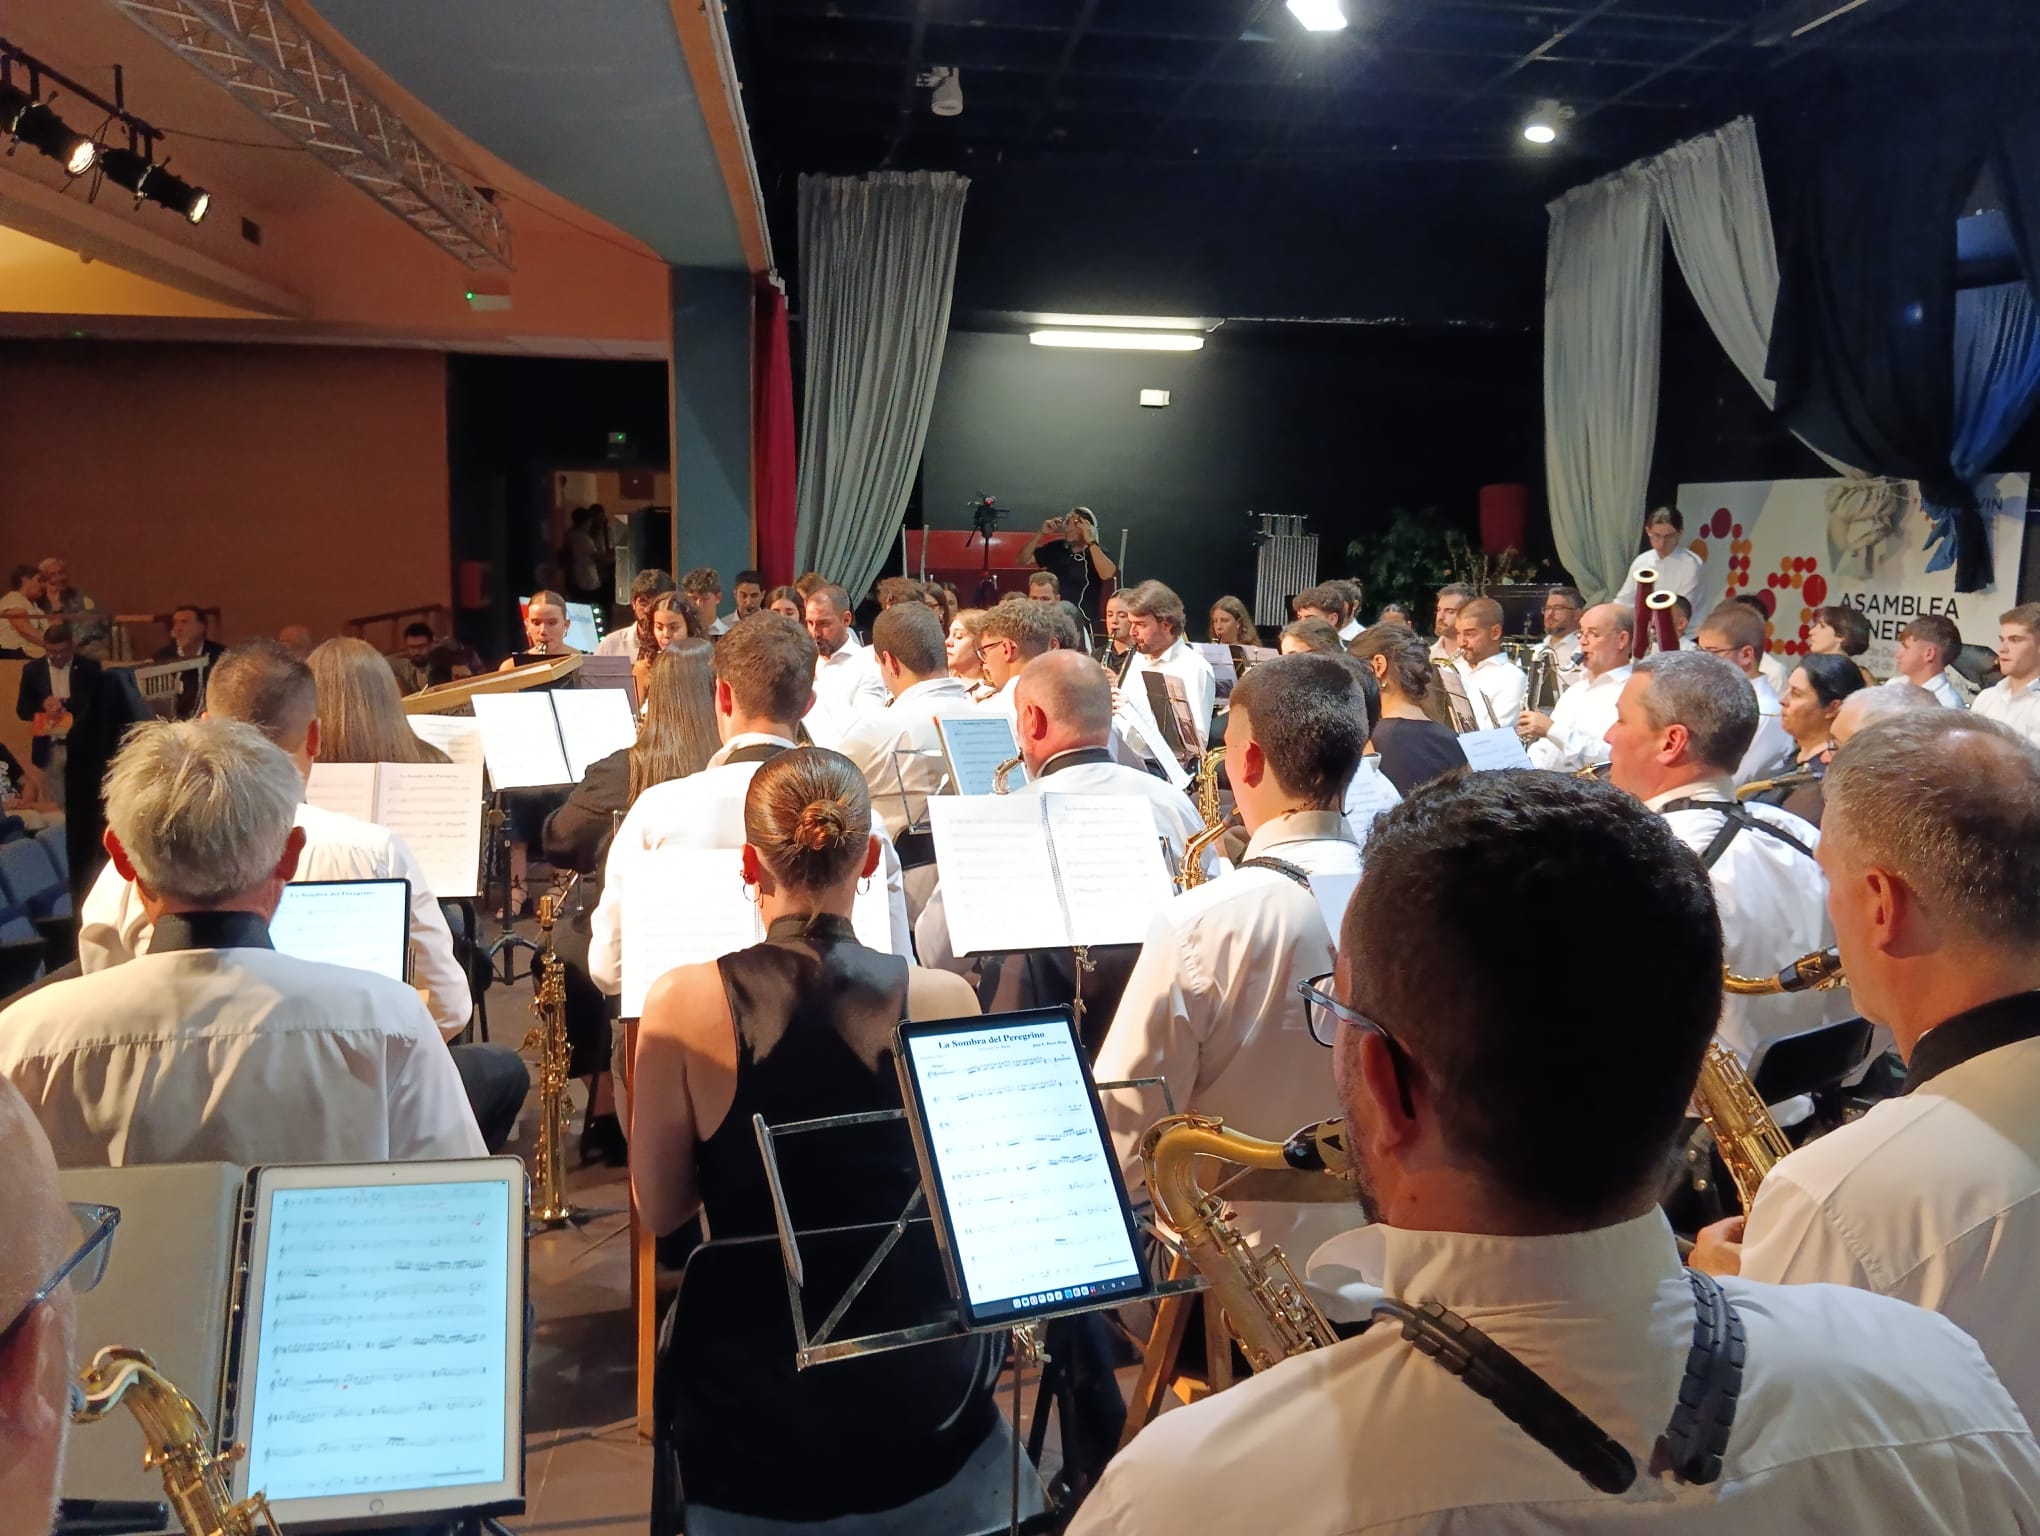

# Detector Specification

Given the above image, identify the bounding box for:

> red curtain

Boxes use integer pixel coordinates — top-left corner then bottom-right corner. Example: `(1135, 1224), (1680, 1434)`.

(753, 281), (798, 585)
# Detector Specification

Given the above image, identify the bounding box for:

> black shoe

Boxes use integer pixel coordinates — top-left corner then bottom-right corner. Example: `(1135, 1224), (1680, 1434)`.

(578, 1112), (628, 1167)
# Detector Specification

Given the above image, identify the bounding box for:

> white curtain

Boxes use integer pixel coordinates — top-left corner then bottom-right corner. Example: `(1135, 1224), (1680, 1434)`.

(795, 170), (969, 600)
(1544, 168), (1663, 603)
(1648, 116), (1857, 477)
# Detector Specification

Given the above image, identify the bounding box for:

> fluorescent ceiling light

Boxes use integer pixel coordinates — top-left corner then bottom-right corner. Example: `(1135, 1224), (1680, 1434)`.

(1024, 313), (1214, 331)
(1286, 0), (1348, 32)
(1030, 330), (1205, 352)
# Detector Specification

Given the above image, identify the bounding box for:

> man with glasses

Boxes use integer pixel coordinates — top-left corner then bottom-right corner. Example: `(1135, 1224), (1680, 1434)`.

(1096, 654), (1370, 1261)
(972, 597), (1056, 720)
(0, 1078), (113, 1524)
(1694, 601), (1790, 784)
(1077, 771), (2040, 1535)
(1521, 603), (1632, 773)
(1533, 586), (1586, 692)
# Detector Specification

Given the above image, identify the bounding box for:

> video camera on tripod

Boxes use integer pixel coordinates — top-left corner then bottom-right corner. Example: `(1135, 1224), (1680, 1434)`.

(964, 493), (1002, 548)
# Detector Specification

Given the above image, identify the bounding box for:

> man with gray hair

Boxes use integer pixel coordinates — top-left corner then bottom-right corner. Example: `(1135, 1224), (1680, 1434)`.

(0, 721), (484, 1167)
(1692, 712), (2040, 1423)
(0, 1079), (84, 1525)
(1604, 650), (1844, 1074)
(1832, 679), (1940, 744)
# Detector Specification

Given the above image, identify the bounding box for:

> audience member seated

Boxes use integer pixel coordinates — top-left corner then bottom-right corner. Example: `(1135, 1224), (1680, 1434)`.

(37, 556), (106, 659)
(152, 604), (226, 719)
(388, 621), (437, 693)
(596, 568), (677, 659)
(633, 748), (992, 1523)
(972, 597), (1056, 718)
(1096, 654), (1371, 1259)
(1349, 625), (1467, 796)
(592, 615), (912, 996)
(0, 1078), (84, 1526)
(1, 720), (484, 1166)
(1208, 596), (1261, 649)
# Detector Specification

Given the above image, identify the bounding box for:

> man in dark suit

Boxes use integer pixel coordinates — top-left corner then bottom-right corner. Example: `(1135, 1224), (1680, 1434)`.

(150, 604), (226, 719)
(14, 622), (101, 813)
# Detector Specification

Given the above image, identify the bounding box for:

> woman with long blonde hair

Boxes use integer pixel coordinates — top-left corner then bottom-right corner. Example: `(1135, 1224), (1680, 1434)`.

(308, 637), (449, 764)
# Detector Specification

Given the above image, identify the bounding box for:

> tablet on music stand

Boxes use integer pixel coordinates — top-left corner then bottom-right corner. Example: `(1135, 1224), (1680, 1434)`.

(269, 878), (412, 984)
(893, 1008), (1150, 1330)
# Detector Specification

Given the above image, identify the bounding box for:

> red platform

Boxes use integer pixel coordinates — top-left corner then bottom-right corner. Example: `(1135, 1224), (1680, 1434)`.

(905, 530), (1055, 607)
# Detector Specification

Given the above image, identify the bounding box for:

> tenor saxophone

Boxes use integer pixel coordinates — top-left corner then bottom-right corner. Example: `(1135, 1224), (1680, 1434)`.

(72, 1346), (280, 1536)
(1139, 1114), (1345, 1371)
(524, 889), (574, 1226)
(1178, 748), (1234, 891)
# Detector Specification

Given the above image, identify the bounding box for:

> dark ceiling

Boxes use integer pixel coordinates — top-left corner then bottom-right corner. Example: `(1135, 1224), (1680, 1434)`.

(725, 0), (1966, 181)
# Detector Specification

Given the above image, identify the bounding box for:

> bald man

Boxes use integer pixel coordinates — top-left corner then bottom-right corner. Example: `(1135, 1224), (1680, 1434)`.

(1521, 603), (1633, 772)
(0, 1079), (82, 1525)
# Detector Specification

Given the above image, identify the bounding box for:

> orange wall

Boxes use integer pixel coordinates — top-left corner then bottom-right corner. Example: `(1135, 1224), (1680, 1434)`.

(0, 342), (449, 646)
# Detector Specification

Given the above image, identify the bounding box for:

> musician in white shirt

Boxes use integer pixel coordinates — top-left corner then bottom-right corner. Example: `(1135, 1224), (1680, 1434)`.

(1533, 585), (1586, 692)
(1614, 505), (1706, 613)
(1293, 581), (1362, 646)
(972, 596), (1056, 719)
(1695, 602), (1789, 784)
(1521, 603), (1632, 772)
(0, 1079), (81, 1528)
(591, 614), (911, 993)
(1692, 713), (2040, 1424)
(1973, 603), (2040, 745)
(1450, 596), (1527, 731)
(1, 721), (484, 1168)
(1427, 582), (1473, 663)
(1890, 613), (1968, 708)
(804, 583), (886, 744)
(1606, 650), (1843, 1072)
(594, 567), (676, 657)
(1096, 653), (1370, 1258)
(1121, 580), (1217, 752)
(1076, 770), (2040, 1536)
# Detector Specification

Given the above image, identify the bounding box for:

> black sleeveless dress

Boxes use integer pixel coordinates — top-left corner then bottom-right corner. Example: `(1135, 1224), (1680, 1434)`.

(656, 913), (997, 1521)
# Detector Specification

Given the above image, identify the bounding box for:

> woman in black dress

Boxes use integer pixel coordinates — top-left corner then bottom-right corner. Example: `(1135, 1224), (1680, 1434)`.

(1351, 623), (1470, 797)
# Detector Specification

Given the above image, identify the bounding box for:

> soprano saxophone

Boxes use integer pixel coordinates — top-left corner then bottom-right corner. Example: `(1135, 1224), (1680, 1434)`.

(524, 885), (575, 1226)
(1700, 947), (1847, 1207)
(72, 1346), (280, 1536)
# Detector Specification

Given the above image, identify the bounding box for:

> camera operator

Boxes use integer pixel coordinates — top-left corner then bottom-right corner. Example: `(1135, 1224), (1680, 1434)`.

(1020, 507), (1117, 631)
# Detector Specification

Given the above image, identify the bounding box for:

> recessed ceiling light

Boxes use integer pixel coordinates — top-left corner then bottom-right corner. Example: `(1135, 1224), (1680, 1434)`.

(1522, 100), (1570, 145)
(1285, 0), (1349, 33)
(1029, 330), (1206, 352)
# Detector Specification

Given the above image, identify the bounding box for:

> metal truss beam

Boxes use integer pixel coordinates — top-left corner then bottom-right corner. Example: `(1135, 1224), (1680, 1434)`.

(108, 0), (512, 269)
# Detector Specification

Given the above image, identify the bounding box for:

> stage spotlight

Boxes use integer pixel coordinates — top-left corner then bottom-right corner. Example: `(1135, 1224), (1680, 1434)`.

(0, 82), (98, 177)
(929, 66), (963, 117)
(1286, 0), (1349, 31)
(1523, 100), (1571, 145)
(100, 145), (211, 223)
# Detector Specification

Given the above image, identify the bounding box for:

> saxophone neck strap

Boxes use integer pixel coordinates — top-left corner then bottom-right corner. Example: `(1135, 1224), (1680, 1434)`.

(1370, 1267), (1743, 1495)
(1237, 855), (1313, 889)
(722, 742), (793, 767)
(1661, 798), (1814, 869)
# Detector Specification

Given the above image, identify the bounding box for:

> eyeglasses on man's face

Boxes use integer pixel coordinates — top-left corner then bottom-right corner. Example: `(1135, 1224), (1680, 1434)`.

(0, 1202), (119, 1352)
(1297, 974), (1416, 1115)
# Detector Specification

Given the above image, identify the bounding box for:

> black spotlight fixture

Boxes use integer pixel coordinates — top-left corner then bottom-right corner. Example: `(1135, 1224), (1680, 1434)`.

(99, 144), (209, 224)
(0, 80), (97, 177)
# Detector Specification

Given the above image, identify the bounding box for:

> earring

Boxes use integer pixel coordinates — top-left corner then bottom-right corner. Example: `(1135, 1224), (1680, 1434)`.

(857, 877), (872, 895)
(741, 880), (758, 904)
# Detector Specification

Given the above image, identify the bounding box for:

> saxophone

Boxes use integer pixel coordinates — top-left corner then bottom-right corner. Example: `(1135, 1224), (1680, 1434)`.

(1139, 1113), (1345, 1370)
(1700, 947), (1847, 1207)
(991, 754), (1023, 794)
(524, 887), (575, 1226)
(72, 1346), (280, 1536)
(1178, 748), (1236, 891)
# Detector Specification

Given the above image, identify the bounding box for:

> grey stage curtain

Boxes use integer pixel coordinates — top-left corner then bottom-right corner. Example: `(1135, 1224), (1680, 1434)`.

(794, 170), (969, 600)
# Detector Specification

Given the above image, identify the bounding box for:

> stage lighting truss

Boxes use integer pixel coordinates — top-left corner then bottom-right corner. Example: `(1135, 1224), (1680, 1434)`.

(109, 0), (511, 270)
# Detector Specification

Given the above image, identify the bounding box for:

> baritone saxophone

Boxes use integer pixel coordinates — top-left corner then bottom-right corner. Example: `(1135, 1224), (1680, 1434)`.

(72, 1346), (280, 1536)
(1701, 947), (1846, 1207)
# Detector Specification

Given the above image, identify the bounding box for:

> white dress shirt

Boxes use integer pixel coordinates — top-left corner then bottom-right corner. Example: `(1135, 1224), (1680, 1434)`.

(833, 675), (977, 841)
(1529, 663), (1631, 772)
(1973, 674), (2040, 745)
(1733, 674), (1791, 786)
(1615, 546), (1706, 612)
(1337, 618), (1363, 645)
(1535, 632), (1586, 694)
(1455, 651), (1528, 732)
(1095, 810), (1364, 1259)
(1073, 1208), (2040, 1536)
(1648, 782), (1845, 1069)
(1124, 636), (1218, 752)
(709, 613), (735, 637)
(1756, 649), (1787, 695)
(593, 626), (640, 659)
(1741, 1023), (2040, 1425)
(1891, 670), (1967, 709)
(0, 946), (485, 1167)
(975, 677), (1018, 719)
(589, 733), (912, 994)
(811, 643), (888, 740)
(78, 801), (473, 1037)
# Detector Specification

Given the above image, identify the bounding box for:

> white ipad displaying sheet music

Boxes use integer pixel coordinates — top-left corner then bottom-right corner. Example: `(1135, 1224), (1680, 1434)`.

(926, 793), (1174, 955)
(269, 879), (411, 983)
(229, 1158), (525, 1525)
(470, 688), (637, 788)
(305, 760), (486, 899)
(935, 714), (1027, 795)
(896, 1009), (1149, 1329)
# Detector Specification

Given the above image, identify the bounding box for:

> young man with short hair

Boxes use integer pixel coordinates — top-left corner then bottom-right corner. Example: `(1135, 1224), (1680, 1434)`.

(681, 567), (725, 637)
(1450, 597), (1527, 731)
(725, 569), (766, 629)
(1615, 505), (1706, 613)
(973, 596), (1058, 718)
(1972, 602), (2040, 746)
(1890, 613), (1967, 708)
(1429, 582), (1474, 663)
(1695, 602), (1790, 782)
(1122, 580), (1218, 750)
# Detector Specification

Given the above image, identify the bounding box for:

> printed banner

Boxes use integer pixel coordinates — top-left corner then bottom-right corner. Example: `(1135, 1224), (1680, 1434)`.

(1674, 473), (2030, 676)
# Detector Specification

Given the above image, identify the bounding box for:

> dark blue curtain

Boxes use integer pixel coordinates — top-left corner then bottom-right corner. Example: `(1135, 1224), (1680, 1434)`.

(1950, 283), (2040, 569)
(1765, 48), (2040, 590)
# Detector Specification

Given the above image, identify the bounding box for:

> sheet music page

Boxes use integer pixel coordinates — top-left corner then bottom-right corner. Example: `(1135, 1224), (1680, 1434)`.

(551, 687), (639, 781)
(1307, 870), (1361, 955)
(935, 714), (1025, 795)
(1457, 726), (1535, 772)
(1138, 671), (1191, 759)
(270, 881), (411, 982)
(927, 796), (1071, 954)
(241, 1179), (513, 1503)
(375, 762), (486, 899)
(304, 763), (379, 824)
(409, 715), (487, 773)
(618, 847), (767, 1016)
(1194, 643), (1238, 691)
(1043, 794), (1176, 948)
(1111, 699), (1192, 790)
(470, 694), (572, 788)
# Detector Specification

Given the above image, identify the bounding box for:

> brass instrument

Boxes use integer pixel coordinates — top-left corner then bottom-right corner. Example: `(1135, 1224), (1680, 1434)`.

(524, 885), (576, 1226)
(991, 754), (1024, 794)
(1191, 746), (1226, 828)
(1178, 748), (1234, 891)
(1723, 946), (1845, 995)
(1139, 1114), (1345, 1371)
(1735, 766), (1821, 802)
(72, 1346), (280, 1536)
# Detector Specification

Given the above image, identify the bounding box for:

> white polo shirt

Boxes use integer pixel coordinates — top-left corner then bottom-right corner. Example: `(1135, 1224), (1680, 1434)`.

(1973, 674), (2040, 746)
(1454, 651), (1528, 732)
(1890, 670), (1968, 710)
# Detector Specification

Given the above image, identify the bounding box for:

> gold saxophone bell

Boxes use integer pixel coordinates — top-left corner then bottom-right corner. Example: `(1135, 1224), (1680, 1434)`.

(524, 885), (576, 1227)
(73, 1346), (281, 1536)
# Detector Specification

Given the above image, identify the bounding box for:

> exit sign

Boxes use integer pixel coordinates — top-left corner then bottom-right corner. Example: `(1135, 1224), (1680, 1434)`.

(605, 431), (631, 460)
